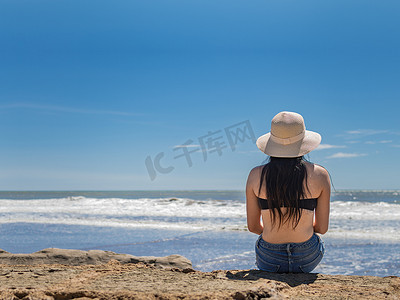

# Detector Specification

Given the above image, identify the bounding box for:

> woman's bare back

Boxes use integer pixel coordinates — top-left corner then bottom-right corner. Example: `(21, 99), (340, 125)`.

(247, 161), (330, 243)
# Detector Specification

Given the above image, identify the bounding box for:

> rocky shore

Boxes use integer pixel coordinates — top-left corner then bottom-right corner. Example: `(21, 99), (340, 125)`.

(0, 248), (398, 299)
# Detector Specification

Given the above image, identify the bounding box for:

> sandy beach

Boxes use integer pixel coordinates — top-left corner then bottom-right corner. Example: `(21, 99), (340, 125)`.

(0, 248), (399, 300)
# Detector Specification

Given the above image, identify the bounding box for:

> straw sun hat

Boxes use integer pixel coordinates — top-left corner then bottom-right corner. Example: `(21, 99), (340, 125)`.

(256, 111), (321, 158)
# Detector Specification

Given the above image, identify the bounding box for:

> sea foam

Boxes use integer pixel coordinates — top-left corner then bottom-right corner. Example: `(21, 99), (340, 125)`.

(0, 196), (399, 240)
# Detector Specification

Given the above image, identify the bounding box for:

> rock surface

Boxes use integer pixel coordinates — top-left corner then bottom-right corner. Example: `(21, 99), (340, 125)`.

(0, 248), (192, 269)
(0, 249), (398, 299)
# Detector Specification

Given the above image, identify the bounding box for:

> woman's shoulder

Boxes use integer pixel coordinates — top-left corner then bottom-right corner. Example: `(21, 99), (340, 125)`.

(249, 164), (264, 173)
(248, 164), (266, 178)
(246, 165), (264, 186)
(305, 162), (331, 185)
(305, 161), (328, 173)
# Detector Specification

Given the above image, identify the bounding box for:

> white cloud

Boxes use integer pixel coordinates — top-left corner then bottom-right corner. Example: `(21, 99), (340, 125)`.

(314, 144), (346, 151)
(173, 144), (201, 148)
(326, 152), (368, 159)
(0, 102), (143, 117)
(365, 140), (393, 145)
(345, 129), (389, 136)
(379, 140), (393, 144)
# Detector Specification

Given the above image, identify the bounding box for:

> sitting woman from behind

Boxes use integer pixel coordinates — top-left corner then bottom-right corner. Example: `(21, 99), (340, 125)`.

(246, 111), (330, 273)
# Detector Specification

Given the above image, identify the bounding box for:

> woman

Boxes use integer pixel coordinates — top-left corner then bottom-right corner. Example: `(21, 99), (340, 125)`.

(246, 111), (330, 273)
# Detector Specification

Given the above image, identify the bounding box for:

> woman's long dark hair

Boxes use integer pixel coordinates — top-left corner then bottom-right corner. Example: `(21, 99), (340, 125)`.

(258, 156), (309, 229)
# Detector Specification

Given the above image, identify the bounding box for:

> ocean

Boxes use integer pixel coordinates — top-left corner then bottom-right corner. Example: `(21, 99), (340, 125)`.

(0, 190), (399, 276)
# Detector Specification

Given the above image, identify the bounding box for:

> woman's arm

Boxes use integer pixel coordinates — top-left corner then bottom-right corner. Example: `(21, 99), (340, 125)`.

(313, 166), (331, 234)
(246, 167), (264, 235)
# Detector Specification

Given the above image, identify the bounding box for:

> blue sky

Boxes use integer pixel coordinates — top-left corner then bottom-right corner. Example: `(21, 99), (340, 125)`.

(1, 0), (399, 190)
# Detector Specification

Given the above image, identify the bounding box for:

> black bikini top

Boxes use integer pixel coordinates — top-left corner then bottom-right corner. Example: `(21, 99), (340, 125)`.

(257, 197), (317, 211)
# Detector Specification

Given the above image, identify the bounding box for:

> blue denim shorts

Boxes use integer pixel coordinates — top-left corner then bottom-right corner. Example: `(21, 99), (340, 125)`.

(255, 233), (324, 273)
